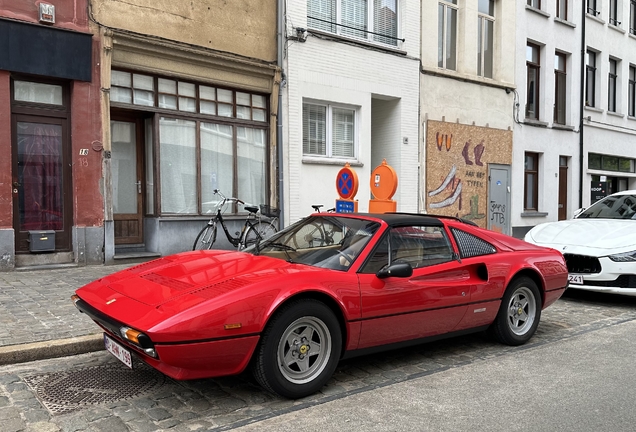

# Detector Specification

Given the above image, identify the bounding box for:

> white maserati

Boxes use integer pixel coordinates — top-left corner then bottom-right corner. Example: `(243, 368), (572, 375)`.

(525, 190), (636, 296)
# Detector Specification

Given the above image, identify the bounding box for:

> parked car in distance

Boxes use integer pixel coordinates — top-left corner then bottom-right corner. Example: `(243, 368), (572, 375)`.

(525, 190), (636, 296)
(73, 212), (568, 398)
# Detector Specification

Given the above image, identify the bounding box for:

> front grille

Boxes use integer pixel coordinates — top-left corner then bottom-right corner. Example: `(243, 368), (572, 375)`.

(563, 254), (601, 274)
(585, 275), (636, 289)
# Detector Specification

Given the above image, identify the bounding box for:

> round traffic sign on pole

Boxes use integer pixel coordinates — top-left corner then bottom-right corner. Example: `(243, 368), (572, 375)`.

(336, 163), (359, 200)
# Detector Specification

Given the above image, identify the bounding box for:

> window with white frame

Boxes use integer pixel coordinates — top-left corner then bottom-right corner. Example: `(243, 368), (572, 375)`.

(587, 0), (599, 16)
(631, 0), (636, 34)
(303, 102), (356, 159)
(438, 0), (458, 70)
(307, 0), (399, 46)
(478, 0), (494, 78)
(527, 0), (541, 9)
(524, 152), (539, 211)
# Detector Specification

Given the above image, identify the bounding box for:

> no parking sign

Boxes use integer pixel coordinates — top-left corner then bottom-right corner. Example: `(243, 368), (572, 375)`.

(335, 163), (359, 212)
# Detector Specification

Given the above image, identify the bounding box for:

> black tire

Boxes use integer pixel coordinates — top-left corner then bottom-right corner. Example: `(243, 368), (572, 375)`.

(193, 223), (217, 250)
(292, 221), (326, 249)
(242, 222), (277, 249)
(252, 299), (342, 398)
(489, 276), (542, 346)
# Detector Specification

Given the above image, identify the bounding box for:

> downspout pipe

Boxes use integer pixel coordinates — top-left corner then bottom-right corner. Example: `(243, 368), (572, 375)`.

(276, 0), (285, 227)
(579, 2), (586, 209)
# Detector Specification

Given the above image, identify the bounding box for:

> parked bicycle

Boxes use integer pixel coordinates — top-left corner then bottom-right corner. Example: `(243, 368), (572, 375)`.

(193, 189), (279, 251)
(292, 204), (340, 248)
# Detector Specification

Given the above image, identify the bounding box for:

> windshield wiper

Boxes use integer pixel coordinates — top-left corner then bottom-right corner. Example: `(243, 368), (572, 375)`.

(266, 243), (297, 262)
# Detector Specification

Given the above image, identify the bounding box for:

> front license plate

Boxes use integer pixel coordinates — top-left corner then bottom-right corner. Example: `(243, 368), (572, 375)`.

(104, 333), (133, 369)
(568, 274), (584, 285)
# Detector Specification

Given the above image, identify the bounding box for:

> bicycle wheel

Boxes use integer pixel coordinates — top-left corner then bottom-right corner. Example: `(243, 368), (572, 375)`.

(242, 221), (277, 249)
(193, 222), (218, 250)
(292, 221), (326, 249)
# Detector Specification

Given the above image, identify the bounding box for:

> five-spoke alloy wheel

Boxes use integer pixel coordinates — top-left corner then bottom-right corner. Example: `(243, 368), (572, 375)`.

(252, 299), (342, 398)
(489, 276), (542, 346)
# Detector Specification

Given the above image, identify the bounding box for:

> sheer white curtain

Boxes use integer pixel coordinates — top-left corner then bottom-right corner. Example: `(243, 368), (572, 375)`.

(201, 122), (234, 213)
(159, 118), (197, 214)
(237, 127), (266, 206)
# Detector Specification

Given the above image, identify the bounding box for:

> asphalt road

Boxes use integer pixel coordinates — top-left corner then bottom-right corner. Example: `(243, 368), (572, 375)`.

(1, 290), (635, 431)
(235, 316), (636, 432)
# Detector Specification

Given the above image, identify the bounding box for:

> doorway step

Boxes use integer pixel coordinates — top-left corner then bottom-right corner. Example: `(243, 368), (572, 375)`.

(15, 252), (76, 271)
(113, 244), (160, 265)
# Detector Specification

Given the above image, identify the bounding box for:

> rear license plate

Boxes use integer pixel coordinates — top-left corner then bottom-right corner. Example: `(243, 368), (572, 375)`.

(568, 274), (584, 285)
(104, 333), (133, 369)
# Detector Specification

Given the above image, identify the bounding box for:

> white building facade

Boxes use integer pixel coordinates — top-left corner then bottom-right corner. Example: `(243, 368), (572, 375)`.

(513, 1), (583, 238)
(583, 0), (636, 203)
(282, 0), (421, 224)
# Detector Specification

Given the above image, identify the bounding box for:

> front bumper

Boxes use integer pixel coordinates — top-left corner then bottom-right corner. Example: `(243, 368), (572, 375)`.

(73, 295), (260, 380)
(568, 257), (636, 296)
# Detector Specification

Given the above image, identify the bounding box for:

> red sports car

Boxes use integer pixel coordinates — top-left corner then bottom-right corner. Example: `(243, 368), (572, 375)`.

(72, 213), (568, 398)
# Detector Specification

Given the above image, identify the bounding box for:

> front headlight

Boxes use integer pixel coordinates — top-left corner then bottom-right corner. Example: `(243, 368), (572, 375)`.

(608, 251), (636, 262)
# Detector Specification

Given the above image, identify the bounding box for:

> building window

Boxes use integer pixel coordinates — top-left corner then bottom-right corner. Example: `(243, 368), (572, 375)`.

(609, 0), (619, 25)
(586, 50), (597, 107)
(307, 0), (399, 46)
(631, 0), (636, 34)
(587, 0), (599, 15)
(589, 153), (636, 173)
(554, 52), (567, 124)
(526, 43), (540, 120)
(556, 0), (567, 19)
(438, 0), (458, 70)
(110, 70), (269, 215)
(110, 71), (268, 122)
(527, 0), (541, 8)
(524, 152), (539, 211)
(478, 0), (494, 78)
(609, 59), (618, 112)
(629, 65), (636, 116)
(303, 102), (356, 159)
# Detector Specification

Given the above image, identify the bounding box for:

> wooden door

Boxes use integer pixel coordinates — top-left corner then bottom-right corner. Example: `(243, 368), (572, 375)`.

(111, 118), (144, 244)
(558, 161), (568, 221)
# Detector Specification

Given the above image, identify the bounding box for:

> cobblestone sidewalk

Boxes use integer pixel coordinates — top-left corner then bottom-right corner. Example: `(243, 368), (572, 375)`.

(0, 264), (133, 349)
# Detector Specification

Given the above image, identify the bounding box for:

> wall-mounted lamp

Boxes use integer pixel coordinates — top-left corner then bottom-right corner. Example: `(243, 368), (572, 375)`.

(295, 27), (307, 42)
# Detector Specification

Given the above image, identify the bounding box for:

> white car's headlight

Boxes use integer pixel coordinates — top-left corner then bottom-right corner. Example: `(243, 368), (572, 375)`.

(608, 251), (636, 262)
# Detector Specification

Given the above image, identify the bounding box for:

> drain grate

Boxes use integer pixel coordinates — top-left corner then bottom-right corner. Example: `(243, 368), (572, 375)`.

(23, 362), (168, 415)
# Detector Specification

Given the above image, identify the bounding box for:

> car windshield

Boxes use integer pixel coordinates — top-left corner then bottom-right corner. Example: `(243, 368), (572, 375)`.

(577, 193), (636, 220)
(246, 215), (381, 271)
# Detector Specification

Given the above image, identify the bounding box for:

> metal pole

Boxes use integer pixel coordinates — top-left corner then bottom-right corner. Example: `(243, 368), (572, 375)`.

(277, 0), (285, 227)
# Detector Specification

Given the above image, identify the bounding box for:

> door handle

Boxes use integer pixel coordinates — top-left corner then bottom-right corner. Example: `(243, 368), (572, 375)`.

(13, 181), (20, 187)
(136, 181), (141, 194)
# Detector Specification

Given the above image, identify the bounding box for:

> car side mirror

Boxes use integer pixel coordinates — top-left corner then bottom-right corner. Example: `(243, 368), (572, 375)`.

(376, 262), (413, 279)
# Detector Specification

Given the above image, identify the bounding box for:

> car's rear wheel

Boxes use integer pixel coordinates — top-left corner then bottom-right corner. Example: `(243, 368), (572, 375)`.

(252, 299), (342, 398)
(489, 276), (541, 346)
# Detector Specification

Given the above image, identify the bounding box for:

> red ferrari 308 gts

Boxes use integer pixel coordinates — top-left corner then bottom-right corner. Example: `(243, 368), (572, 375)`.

(73, 213), (568, 398)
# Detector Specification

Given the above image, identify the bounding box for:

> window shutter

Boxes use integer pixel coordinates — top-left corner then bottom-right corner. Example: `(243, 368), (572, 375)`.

(308, 0), (337, 32)
(373, 0), (397, 45)
(341, 0), (368, 38)
(332, 108), (354, 157)
(303, 103), (327, 155)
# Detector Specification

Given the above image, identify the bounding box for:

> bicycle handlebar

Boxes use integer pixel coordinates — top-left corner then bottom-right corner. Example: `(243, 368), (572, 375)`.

(213, 189), (245, 205)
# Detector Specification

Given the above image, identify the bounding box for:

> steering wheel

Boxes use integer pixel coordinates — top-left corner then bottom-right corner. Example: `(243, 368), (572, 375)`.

(337, 250), (353, 266)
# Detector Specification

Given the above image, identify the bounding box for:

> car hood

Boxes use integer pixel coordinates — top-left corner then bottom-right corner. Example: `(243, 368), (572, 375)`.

(95, 250), (306, 308)
(526, 219), (636, 255)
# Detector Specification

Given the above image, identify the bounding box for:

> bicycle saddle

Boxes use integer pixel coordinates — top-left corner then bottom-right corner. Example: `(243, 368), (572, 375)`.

(245, 205), (259, 214)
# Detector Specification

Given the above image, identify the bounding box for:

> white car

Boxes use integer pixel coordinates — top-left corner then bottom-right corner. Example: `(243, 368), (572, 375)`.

(524, 190), (636, 296)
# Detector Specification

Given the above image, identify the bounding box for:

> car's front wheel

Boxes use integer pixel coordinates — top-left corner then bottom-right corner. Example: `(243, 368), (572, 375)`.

(489, 276), (541, 346)
(252, 299), (342, 398)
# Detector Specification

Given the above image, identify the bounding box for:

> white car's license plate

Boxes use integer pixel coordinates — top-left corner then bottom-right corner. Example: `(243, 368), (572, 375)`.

(568, 274), (584, 285)
(104, 333), (133, 369)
